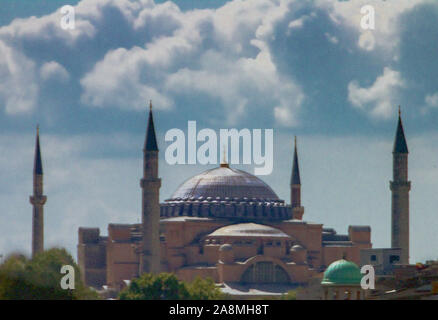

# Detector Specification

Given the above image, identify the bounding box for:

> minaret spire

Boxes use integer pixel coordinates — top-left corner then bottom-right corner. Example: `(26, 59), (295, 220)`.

(34, 125), (43, 175)
(144, 101), (158, 151)
(393, 106), (408, 154)
(140, 102), (161, 274)
(390, 106), (411, 264)
(30, 125), (47, 257)
(291, 136), (301, 185)
(290, 136), (304, 220)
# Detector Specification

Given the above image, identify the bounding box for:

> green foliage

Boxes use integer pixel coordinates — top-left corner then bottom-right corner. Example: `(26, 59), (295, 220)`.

(186, 276), (226, 300)
(0, 248), (99, 300)
(119, 273), (226, 300)
(119, 273), (190, 300)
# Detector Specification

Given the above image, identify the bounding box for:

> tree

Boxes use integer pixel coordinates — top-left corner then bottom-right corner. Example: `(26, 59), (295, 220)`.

(0, 248), (99, 300)
(119, 273), (226, 300)
(186, 276), (225, 300)
(119, 273), (189, 300)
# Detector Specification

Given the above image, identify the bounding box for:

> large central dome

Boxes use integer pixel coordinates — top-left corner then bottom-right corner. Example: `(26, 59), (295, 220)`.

(169, 164), (279, 201)
(160, 164), (291, 221)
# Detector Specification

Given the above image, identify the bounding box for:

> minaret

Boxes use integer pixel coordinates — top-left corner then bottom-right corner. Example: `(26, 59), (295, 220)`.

(29, 126), (47, 258)
(140, 101), (161, 274)
(291, 136), (304, 220)
(390, 107), (410, 264)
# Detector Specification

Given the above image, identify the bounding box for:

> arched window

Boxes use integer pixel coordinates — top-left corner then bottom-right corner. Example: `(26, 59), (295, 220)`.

(257, 243), (264, 255)
(240, 262), (290, 284)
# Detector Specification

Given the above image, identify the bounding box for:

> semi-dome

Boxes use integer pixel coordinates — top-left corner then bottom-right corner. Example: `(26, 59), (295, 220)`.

(208, 223), (290, 238)
(219, 244), (233, 252)
(291, 244), (305, 251)
(321, 259), (362, 286)
(169, 165), (279, 201)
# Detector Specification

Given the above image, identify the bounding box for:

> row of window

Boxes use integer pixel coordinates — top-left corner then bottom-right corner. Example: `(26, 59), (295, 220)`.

(370, 254), (400, 263)
(160, 204), (291, 219)
(241, 262), (290, 283)
(204, 238), (285, 247)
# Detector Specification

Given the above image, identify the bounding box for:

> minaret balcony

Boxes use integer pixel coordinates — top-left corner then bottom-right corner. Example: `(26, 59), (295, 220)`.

(140, 178), (161, 189)
(389, 181), (411, 191)
(29, 195), (47, 205)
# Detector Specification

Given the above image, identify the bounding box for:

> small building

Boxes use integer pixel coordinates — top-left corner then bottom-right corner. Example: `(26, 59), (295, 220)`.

(321, 259), (364, 300)
(360, 248), (402, 276)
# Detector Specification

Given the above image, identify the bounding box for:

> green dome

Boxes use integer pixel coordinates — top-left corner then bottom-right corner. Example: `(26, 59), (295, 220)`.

(321, 259), (362, 286)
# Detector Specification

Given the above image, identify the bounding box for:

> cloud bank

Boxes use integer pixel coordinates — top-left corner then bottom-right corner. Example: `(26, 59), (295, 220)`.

(0, 0), (436, 126)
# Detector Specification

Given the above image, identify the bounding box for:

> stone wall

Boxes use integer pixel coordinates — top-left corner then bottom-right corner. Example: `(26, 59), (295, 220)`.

(77, 227), (107, 288)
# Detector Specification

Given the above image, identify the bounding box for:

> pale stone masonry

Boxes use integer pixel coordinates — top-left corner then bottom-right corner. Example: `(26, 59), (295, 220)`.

(29, 126), (46, 258)
(390, 109), (411, 264)
(77, 105), (372, 291)
(77, 227), (107, 286)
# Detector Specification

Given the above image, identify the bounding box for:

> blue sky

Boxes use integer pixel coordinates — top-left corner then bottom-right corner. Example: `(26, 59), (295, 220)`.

(1, 0), (438, 263)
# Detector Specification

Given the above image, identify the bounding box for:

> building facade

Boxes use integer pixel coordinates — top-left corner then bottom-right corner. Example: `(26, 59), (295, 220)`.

(321, 259), (364, 300)
(360, 248), (402, 276)
(77, 106), (373, 290)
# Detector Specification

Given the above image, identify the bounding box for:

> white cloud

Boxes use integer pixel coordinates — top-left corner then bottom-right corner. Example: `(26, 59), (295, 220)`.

(0, 0), (431, 123)
(1, 0), (304, 121)
(80, 47), (174, 110)
(325, 32), (339, 44)
(0, 41), (38, 114)
(326, 0), (426, 53)
(78, 0), (304, 126)
(348, 67), (404, 118)
(0, 8), (96, 45)
(425, 92), (438, 108)
(358, 31), (375, 51)
(288, 16), (306, 29)
(165, 45), (304, 126)
(40, 61), (70, 82)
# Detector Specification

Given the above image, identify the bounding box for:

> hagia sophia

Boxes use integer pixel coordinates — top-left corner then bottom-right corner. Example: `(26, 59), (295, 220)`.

(30, 103), (413, 298)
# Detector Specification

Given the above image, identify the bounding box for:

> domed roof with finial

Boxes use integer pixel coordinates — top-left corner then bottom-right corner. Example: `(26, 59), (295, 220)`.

(161, 164), (291, 221)
(321, 259), (362, 286)
(169, 165), (279, 201)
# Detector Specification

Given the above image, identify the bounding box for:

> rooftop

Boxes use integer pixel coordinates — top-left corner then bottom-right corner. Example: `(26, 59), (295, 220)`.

(322, 259), (362, 286)
(169, 166), (280, 201)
